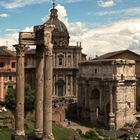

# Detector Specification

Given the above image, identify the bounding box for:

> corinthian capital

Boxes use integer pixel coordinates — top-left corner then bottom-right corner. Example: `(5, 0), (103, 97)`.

(13, 44), (29, 57)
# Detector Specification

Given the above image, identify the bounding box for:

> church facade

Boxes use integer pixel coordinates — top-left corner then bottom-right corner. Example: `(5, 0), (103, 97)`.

(77, 59), (136, 129)
(24, 4), (86, 98)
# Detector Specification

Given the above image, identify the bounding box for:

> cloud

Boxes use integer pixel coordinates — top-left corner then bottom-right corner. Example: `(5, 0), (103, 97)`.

(0, 0), (84, 9)
(0, 33), (19, 49)
(0, 13), (9, 17)
(80, 19), (140, 57)
(97, 0), (116, 7)
(0, 26), (34, 49)
(0, 0), (49, 9)
(1, 4), (140, 58)
(89, 6), (140, 18)
(6, 28), (19, 32)
(42, 4), (69, 27)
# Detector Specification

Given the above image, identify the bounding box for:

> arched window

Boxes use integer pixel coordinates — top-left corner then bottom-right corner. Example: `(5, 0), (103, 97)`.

(91, 88), (100, 99)
(59, 57), (63, 65)
(58, 55), (64, 66)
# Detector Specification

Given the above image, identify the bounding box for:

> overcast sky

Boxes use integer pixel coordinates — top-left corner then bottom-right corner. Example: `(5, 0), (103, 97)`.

(0, 0), (140, 57)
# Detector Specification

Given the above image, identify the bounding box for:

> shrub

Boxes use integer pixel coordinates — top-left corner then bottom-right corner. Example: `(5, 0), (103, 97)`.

(84, 130), (97, 139)
(76, 128), (83, 136)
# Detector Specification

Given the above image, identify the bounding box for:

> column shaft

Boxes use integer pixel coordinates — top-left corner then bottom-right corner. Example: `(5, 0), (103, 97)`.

(43, 48), (53, 139)
(43, 25), (55, 140)
(14, 45), (27, 136)
(34, 45), (44, 138)
(109, 85), (115, 130)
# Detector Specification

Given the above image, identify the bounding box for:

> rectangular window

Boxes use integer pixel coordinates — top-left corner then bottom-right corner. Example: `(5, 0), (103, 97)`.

(68, 55), (71, 63)
(8, 75), (12, 81)
(8, 85), (13, 89)
(11, 62), (16, 68)
(0, 62), (4, 68)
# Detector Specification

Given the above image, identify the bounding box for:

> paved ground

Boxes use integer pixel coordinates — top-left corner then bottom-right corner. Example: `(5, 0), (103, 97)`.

(60, 120), (92, 133)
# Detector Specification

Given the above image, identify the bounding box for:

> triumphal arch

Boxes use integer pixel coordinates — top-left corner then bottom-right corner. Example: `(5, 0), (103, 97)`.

(78, 59), (137, 129)
(13, 3), (57, 140)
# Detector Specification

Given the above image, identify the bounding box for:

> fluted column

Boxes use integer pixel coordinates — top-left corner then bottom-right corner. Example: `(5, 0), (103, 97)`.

(34, 45), (44, 138)
(43, 25), (55, 140)
(14, 44), (28, 136)
(109, 85), (115, 130)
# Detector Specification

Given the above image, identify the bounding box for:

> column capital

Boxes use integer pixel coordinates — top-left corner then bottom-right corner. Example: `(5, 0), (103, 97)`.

(13, 44), (29, 57)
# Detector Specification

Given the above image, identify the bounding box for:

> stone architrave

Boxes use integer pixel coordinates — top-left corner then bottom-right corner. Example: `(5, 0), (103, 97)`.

(14, 44), (28, 136)
(19, 32), (35, 45)
(43, 25), (55, 140)
(34, 45), (44, 138)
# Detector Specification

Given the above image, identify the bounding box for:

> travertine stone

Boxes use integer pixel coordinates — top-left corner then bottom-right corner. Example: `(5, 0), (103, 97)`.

(43, 25), (55, 140)
(78, 59), (136, 129)
(108, 85), (115, 130)
(34, 45), (44, 138)
(14, 44), (28, 136)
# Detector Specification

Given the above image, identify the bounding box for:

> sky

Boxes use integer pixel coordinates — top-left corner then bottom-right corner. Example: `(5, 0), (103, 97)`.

(0, 0), (140, 57)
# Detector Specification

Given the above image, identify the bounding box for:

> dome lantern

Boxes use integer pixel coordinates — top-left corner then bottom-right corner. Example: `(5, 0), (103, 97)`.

(44, 1), (70, 47)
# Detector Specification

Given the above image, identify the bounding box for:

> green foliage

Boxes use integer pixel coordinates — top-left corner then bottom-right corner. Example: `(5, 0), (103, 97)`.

(0, 128), (13, 140)
(104, 138), (121, 140)
(84, 130), (98, 139)
(24, 84), (35, 112)
(5, 84), (35, 112)
(5, 88), (16, 110)
(96, 129), (105, 136)
(76, 128), (83, 136)
(53, 124), (78, 140)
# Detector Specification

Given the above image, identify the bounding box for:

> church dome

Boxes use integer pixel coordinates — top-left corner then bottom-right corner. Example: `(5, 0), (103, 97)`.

(44, 5), (70, 47)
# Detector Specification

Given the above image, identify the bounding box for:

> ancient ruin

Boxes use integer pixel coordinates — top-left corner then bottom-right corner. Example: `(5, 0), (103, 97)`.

(13, 6), (56, 140)
(77, 59), (137, 129)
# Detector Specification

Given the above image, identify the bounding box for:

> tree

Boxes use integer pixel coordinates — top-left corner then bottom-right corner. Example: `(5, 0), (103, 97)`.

(5, 87), (16, 110)
(5, 84), (35, 113)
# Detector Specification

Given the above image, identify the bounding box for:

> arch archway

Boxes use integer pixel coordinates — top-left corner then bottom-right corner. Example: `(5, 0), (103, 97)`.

(90, 88), (101, 120)
(90, 88), (100, 100)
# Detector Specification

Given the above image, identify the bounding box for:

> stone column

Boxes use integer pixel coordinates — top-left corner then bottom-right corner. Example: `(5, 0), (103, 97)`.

(14, 44), (28, 137)
(109, 85), (115, 130)
(99, 89), (102, 109)
(43, 25), (55, 140)
(85, 80), (89, 108)
(34, 45), (44, 138)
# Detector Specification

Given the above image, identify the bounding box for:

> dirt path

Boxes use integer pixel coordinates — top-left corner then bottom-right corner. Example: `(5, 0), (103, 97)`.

(60, 120), (93, 133)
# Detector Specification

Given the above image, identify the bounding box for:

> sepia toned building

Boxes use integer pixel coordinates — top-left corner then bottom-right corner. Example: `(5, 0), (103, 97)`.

(24, 4), (86, 98)
(77, 59), (136, 129)
(0, 46), (16, 101)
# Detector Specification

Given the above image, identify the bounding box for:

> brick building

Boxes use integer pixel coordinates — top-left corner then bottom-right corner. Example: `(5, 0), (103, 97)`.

(0, 46), (16, 101)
